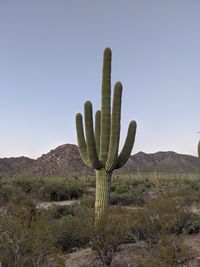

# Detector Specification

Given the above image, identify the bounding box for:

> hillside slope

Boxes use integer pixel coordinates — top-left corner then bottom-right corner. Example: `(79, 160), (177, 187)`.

(0, 144), (199, 177)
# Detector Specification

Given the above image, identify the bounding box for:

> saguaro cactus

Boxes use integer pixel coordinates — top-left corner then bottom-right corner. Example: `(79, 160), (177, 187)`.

(76, 48), (137, 220)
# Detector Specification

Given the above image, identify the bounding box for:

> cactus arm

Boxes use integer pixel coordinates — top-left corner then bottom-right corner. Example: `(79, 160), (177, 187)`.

(84, 101), (102, 170)
(100, 48), (112, 165)
(106, 82), (122, 173)
(95, 110), (101, 155)
(198, 140), (200, 158)
(75, 113), (91, 167)
(116, 120), (137, 169)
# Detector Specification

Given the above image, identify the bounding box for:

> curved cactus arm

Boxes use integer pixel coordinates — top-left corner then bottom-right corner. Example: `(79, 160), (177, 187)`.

(95, 110), (101, 155)
(116, 120), (137, 169)
(198, 140), (200, 158)
(84, 101), (102, 170)
(76, 113), (91, 167)
(106, 82), (122, 173)
(100, 48), (112, 165)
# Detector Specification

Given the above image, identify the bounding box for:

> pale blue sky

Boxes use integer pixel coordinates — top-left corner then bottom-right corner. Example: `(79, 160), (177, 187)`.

(0, 0), (199, 158)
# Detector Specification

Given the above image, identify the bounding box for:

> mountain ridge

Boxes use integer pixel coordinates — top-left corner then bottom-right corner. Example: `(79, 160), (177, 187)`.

(0, 144), (199, 178)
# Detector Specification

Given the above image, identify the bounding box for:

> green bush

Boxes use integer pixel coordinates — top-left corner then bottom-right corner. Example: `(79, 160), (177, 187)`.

(110, 176), (151, 206)
(90, 208), (132, 266)
(114, 183), (129, 194)
(158, 176), (200, 205)
(0, 175), (87, 203)
(110, 185), (146, 206)
(112, 175), (151, 191)
(0, 195), (63, 267)
(53, 207), (93, 252)
(48, 204), (77, 219)
(38, 178), (85, 201)
(0, 184), (22, 204)
(10, 175), (42, 193)
(131, 196), (188, 241)
(54, 217), (89, 252)
(110, 192), (144, 205)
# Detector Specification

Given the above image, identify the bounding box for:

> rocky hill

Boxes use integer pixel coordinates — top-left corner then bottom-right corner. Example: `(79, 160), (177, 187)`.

(32, 144), (90, 177)
(0, 144), (200, 178)
(0, 156), (35, 178)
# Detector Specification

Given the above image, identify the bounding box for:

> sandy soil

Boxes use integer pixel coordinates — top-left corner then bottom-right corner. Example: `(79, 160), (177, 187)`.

(36, 199), (79, 209)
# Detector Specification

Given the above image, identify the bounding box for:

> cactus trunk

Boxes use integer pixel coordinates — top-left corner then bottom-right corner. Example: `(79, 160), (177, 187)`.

(95, 170), (111, 220)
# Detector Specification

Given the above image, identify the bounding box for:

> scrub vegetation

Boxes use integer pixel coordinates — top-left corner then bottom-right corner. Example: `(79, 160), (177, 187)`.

(1, 172), (200, 266)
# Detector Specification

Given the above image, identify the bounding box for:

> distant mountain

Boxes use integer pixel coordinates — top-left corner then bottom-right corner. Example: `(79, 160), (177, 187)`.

(0, 144), (200, 178)
(32, 144), (90, 177)
(0, 157), (35, 178)
(128, 151), (200, 173)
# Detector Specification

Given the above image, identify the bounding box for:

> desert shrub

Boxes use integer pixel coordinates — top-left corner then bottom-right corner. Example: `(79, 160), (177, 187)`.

(110, 192), (144, 206)
(139, 235), (195, 267)
(7, 192), (38, 225)
(79, 194), (95, 208)
(90, 208), (133, 266)
(1, 175), (87, 202)
(181, 212), (200, 234)
(53, 207), (93, 252)
(0, 184), (22, 204)
(0, 175), (44, 205)
(131, 196), (187, 242)
(48, 204), (78, 219)
(110, 185), (146, 206)
(0, 195), (63, 267)
(168, 183), (200, 205)
(83, 175), (96, 187)
(158, 176), (200, 205)
(9, 175), (42, 193)
(38, 178), (85, 201)
(110, 176), (151, 206)
(128, 177), (152, 189)
(114, 183), (129, 194)
(112, 175), (151, 191)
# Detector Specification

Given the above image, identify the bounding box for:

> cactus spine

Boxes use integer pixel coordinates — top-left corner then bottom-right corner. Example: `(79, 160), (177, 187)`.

(76, 48), (137, 220)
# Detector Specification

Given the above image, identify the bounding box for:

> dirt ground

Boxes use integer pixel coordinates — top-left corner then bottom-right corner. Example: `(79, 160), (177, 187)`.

(64, 243), (140, 267)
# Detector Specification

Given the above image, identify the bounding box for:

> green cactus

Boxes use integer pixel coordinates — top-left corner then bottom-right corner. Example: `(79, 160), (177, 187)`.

(76, 48), (137, 220)
(198, 140), (200, 159)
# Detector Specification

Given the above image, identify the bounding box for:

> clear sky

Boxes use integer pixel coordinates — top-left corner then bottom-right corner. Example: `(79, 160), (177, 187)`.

(0, 0), (199, 158)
